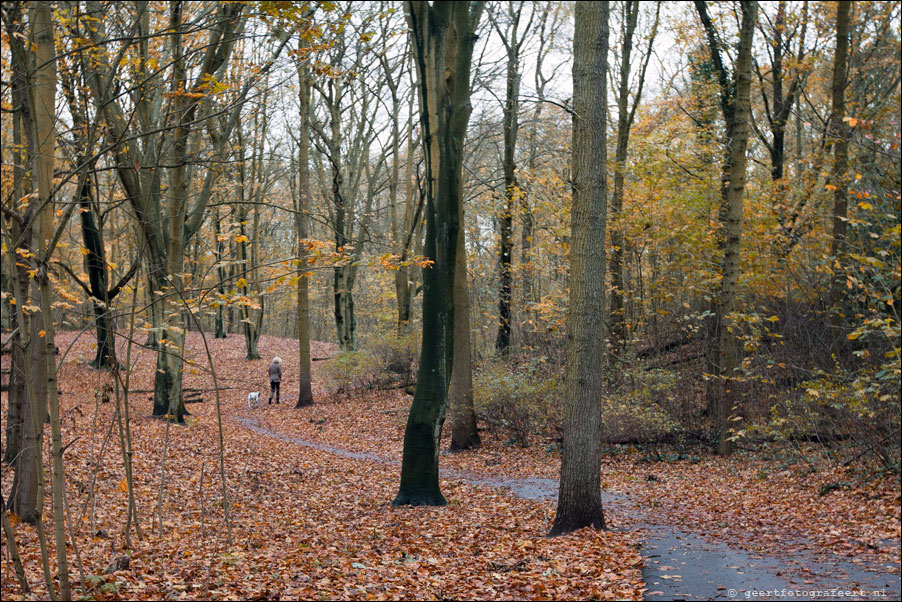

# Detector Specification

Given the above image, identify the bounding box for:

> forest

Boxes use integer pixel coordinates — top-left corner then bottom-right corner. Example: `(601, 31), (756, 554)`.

(1, 1), (900, 600)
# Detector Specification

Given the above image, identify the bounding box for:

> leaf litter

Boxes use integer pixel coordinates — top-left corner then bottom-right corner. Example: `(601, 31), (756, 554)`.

(2, 332), (644, 600)
(2, 331), (898, 599)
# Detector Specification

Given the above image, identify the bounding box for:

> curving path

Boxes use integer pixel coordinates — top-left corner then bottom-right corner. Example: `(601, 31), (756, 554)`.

(235, 415), (900, 602)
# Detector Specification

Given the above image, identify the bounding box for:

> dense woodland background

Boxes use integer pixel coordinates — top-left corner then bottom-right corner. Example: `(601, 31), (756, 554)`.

(1, 1), (900, 600)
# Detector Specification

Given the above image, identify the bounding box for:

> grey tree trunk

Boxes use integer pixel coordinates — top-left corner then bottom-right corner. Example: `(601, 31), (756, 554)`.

(29, 3), (72, 595)
(295, 60), (314, 408)
(395, 0), (484, 507)
(449, 200), (480, 450)
(550, 0), (609, 537)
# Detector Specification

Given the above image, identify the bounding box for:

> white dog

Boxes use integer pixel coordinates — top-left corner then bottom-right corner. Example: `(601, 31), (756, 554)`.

(247, 391), (260, 410)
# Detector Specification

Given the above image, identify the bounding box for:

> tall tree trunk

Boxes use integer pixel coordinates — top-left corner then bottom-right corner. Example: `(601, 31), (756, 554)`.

(495, 5), (522, 354)
(828, 1), (852, 314)
(151, 2), (193, 423)
(214, 209), (227, 339)
(395, 0), (484, 507)
(236, 121), (263, 361)
(3, 1), (50, 530)
(550, 0), (609, 537)
(31, 2), (71, 595)
(696, 0), (758, 456)
(608, 1), (658, 361)
(295, 61), (314, 408)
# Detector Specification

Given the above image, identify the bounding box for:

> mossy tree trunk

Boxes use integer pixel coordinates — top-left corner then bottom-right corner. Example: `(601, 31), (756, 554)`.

(695, 0), (758, 456)
(394, 0), (484, 506)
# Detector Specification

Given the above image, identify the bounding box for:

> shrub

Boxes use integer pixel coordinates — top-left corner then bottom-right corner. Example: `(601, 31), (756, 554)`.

(473, 358), (561, 445)
(754, 372), (901, 472)
(602, 368), (680, 444)
(364, 329), (419, 384)
(321, 350), (381, 394)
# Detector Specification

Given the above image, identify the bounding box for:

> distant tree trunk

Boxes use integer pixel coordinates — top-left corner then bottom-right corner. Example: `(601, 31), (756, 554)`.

(608, 1), (658, 361)
(695, 0), (757, 456)
(758, 1), (809, 253)
(236, 121), (263, 361)
(550, 0), (609, 537)
(449, 201), (480, 450)
(295, 61), (314, 408)
(75, 176), (115, 369)
(828, 1), (852, 313)
(494, 2), (524, 355)
(521, 5), (561, 343)
(395, 0), (484, 507)
(214, 209), (227, 339)
(394, 108), (424, 335)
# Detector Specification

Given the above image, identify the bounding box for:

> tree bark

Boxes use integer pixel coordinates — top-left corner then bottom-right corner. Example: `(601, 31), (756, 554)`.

(695, 0), (758, 456)
(295, 60), (314, 408)
(30, 3), (71, 595)
(550, 0), (609, 536)
(493, 1), (527, 355)
(395, 0), (484, 506)
(828, 1), (852, 313)
(449, 200), (480, 450)
(608, 1), (658, 361)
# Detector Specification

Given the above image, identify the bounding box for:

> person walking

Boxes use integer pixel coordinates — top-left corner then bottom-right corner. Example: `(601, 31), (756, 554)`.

(268, 357), (282, 404)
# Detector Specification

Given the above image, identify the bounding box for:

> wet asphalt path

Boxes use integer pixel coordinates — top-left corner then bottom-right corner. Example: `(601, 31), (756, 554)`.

(236, 416), (900, 601)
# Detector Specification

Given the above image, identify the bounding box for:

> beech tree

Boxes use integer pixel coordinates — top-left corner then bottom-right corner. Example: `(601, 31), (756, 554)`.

(489, 1), (534, 354)
(394, 0), (484, 506)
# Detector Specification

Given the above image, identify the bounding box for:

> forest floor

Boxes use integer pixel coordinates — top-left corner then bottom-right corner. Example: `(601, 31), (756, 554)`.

(1, 331), (900, 601)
